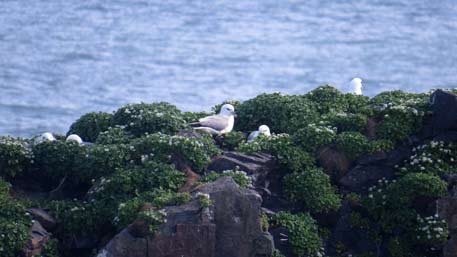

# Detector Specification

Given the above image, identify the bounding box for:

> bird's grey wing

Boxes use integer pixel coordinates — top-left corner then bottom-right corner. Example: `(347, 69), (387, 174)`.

(247, 131), (258, 142)
(198, 115), (229, 131)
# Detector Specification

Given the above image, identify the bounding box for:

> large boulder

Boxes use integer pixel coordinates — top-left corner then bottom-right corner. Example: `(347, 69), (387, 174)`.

(198, 176), (272, 257)
(24, 221), (50, 257)
(208, 152), (278, 189)
(430, 90), (457, 134)
(27, 208), (57, 232)
(96, 177), (273, 257)
(208, 152), (288, 212)
(317, 146), (353, 182)
(339, 147), (411, 193)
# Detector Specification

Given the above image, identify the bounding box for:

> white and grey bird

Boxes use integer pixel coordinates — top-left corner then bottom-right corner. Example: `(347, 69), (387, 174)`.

(34, 132), (56, 144)
(350, 77), (363, 95)
(66, 134), (83, 144)
(247, 125), (271, 142)
(190, 104), (236, 135)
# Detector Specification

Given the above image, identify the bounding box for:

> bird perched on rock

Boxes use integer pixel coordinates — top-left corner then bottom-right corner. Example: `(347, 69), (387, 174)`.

(247, 125), (271, 142)
(350, 77), (363, 95)
(66, 134), (83, 144)
(189, 104), (236, 135)
(34, 132), (56, 144)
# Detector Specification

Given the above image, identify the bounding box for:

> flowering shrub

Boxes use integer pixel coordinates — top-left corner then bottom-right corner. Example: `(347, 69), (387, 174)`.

(199, 170), (252, 188)
(363, 173), (447, 236)
(115, 190), (189, 229)
(137, 208), (167, 234)
(334, 132), (372, 159)
(88, 161), (186, 200)
(32, 140), (88, 186)
(398, 141), (457, 176)
(283, 168), (341, 213)
(371, 91), (430, 143)
(196, 192), (212, 208)
(95, 127), (132, 145)
(131, 133), (220, 172)
(415, 214), (448, 246)
(217, 131), (246, 150)
(327, 112), (368, 133)
(47, 199), (117, 241)
(0, 136), (32, 178)
(0, 179), (32, 257)
(112, 102), (187, 136)
(293, 124), (336, 152)
(67, 112), (113, 142)
(234, 93), (318, 134)
(270, 211), (323, 257)
(305, 85), (348, 114)
(76, 144), (131, 183)
(238, 133), (315, 173)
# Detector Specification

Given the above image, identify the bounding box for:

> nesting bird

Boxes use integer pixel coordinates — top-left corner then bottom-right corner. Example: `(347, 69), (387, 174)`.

(34, 132), (56, 144)
(350, 77), (363, 95)
(189, 104), (236, 135)
(247, 125), (271, 142)
(66, 134), (83, 144)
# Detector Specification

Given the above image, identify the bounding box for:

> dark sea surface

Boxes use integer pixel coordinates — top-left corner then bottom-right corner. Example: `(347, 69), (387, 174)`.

(1, 0), (456, 137)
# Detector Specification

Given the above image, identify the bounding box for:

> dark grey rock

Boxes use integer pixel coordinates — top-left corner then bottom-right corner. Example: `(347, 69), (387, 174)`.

(339, 164), (395, 193)
(96, 177), (273, 257)
(24, 221), (50, 257)
(27, 208), (57, 232)
(430, 90), (457, 134)
(208, 151), (287, 212)
(208, 151), (277, 188)
(198, 176), (272, 257)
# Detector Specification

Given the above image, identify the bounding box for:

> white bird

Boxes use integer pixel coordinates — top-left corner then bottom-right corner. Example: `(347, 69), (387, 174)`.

(350, 77), (363, 95)
(247, 125), (271, 142)
(190, 104), (236, 135)
(66, 134), (83, 144)
(34, 132), (56, 144)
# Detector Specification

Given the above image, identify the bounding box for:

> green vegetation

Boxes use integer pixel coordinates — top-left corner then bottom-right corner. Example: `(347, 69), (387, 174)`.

(0, 179), (32, 257)
(271, 212), (322, 257)
(112, 102), (187, 136)
(283, 168), (341, 213)
(67, 112), (113, 142)
(0, 86), (452, 257)
(199, 170), (252, 188)
(0, 136), (32, 179)
(217, 131), (246, 150)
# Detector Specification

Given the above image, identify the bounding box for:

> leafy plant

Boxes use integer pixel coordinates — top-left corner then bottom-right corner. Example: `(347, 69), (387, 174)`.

(112, 102), (187, 136)
(0, 136), (32, 179)
(235, 93), (318, 134)
(199, 170), (252, 188)
(293, 123), (336, 152)
(271, 212), (322, 257)
(283, 168), (341, 213)
(0, 178), (32, 257)
(67, 112), (113, 142)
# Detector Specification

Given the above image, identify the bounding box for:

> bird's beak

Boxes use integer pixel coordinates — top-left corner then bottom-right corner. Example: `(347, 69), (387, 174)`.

(232, 111), (237, 117)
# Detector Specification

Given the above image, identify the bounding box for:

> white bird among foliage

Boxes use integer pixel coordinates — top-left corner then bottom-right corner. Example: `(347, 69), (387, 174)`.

(190, 104), (236, 135)
(350, 77), (363, 95)
(66, 134), (83, 144)
(247, 125), (271, 142)
(34, 132), (56, 144)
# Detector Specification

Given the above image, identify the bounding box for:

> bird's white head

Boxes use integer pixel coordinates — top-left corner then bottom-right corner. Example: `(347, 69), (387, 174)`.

(66, 134), (83, 144)
(219, 104), (236, 116)
(41, 132), (56, 142)
(258, 125), (271, 136)
(350, 78), (363, 95)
